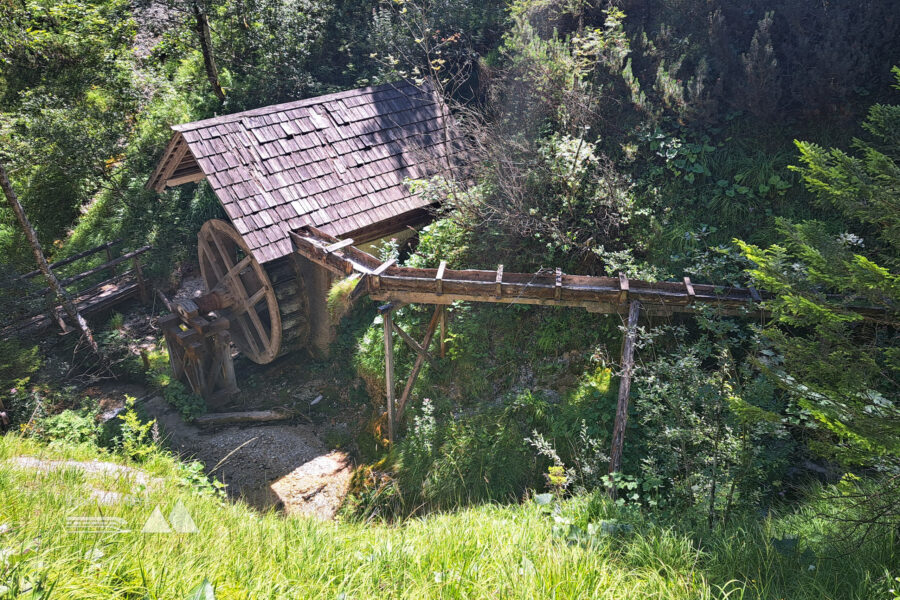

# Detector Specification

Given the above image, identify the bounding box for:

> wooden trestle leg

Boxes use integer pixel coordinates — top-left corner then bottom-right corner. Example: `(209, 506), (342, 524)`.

(608, 300), (641, 498)
(382, 307), (396, 444)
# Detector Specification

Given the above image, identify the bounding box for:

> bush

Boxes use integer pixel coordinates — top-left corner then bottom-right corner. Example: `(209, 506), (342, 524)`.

(32, 408), (98, 445)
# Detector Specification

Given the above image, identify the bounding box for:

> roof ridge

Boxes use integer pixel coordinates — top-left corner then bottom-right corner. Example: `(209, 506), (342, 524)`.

(172, 79), (431, 133)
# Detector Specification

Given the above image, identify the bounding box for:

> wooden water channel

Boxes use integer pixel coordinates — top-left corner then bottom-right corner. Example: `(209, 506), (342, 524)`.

(289, 225), (769, 487)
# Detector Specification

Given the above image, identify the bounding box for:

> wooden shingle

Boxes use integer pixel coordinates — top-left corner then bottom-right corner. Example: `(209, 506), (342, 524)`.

(148, 80), (459, 263)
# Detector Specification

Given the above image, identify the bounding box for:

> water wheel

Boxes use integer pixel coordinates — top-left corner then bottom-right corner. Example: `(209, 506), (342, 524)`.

(197, 219), (310, 364)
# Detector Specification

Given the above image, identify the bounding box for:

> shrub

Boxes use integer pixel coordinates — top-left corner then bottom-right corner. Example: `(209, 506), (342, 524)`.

(32, 408), (98, 445)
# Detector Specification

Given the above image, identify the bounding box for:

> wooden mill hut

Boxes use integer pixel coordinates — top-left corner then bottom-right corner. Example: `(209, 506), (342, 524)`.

(148, 80), (457, 361)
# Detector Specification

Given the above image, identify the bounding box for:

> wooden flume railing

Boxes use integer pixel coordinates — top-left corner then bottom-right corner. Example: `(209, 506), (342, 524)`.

(289, 225), (765, 317)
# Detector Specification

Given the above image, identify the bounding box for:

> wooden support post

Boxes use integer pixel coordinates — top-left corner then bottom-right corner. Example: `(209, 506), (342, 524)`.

(608, 300), (641, 499)
(106, 245), (116, 275)
(218, 331), (237, 394)
(133, 257), (150, 303)
(436, 260), (446, 295)
(618, 272), (629, 304)
(683, 276), (695, 304)
(392, 320), (435, 361)
(440, 306), (447, 359)
(495, 264), (503, 299)
(382, 307), (396, 444)
(555, 268), (562, 300)
(396, 305), (442, 419)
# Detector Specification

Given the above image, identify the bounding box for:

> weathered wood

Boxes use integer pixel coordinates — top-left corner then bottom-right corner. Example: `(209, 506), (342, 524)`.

(436, 260), (446, 295)
(133, 257), (149, 303)
(440, 305), (447, 359)
(392, 320), (435, 362)
(194, 408), (296, 427)
(197, 220), (281, 364)
(618, 272), (629, 304)
(165, 170), (205, 188)
(397, 305), (442, 419)
(56, 246), (152, 289)
(495, 265), (504, 299)
(0, 159), (101, 352)
(383, 308), (396, 443)
(608, 300), (641, 499)
(371, 258), (397, 291)
(324, 238), (355, 254)
(20, 240), (122, 280)
(290, 226), (778, 317)
(683, 277), (695, 303)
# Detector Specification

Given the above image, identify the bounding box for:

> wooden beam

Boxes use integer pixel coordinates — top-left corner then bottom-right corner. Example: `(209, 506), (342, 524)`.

(440, 306), (447, 359)
(608, 300), (641, 499)
(495, 265), (504, 299)
(20, 239), (122, 280)
(383, 308), (396, 443)
(683, 276), (695, 304)
(325, 238), (355, 254)
(165, 170), (206, 188)
(392, 321), (435, 362)
(371, 258), (397, 292)
(396, 306), (442, 419)
(436, 260), (446, 295)
(618, 272), (629, 304)
(748, 285), (762, 303)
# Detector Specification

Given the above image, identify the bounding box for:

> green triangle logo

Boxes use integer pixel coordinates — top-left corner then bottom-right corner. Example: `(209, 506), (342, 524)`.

(169, 500), (199, 534)
(141, 505), (172, 533)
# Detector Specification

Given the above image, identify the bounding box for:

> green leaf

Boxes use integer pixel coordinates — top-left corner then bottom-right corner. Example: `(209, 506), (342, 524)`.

(186, 579), (215, 600)
(533, 493), (554, 506)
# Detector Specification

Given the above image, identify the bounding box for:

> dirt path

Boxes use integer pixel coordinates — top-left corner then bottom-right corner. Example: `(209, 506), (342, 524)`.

(142, 396), (353, 519)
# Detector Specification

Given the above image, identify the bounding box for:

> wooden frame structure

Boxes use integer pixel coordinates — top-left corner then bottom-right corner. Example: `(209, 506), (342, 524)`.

(289, 225), (774, 480)
(159, 305), (238, 405)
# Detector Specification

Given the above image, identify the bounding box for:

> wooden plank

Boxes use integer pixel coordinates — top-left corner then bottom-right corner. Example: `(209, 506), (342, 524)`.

(608, 300), (640, 499)
(618, 272), (629, 304)
(440, 305), (447, 359)
(325, 238), (355, 253)
(397, 305), (442, 419)
(392, 320), (434, 362)
(495, 264), (503, 299)
(165, 170), (206, 187)
(555, 268), (562, 301)
(748, 285), (762, 302)
(20, 239), (122, 280)
(57, 246), (152, 288)
(383, 308), (396, 443)
(683, 277), (695, 303)
(436, 260), (446, 295)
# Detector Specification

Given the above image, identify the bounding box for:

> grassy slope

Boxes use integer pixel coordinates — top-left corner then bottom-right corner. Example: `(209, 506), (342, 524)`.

(0, 435), (896, 599)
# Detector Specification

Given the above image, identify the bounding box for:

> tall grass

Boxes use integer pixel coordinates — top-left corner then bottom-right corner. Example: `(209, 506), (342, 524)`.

(0, 435), (895, 599)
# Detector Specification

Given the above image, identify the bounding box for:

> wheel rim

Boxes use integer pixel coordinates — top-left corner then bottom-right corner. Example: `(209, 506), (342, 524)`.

(197, 219), (282, 364)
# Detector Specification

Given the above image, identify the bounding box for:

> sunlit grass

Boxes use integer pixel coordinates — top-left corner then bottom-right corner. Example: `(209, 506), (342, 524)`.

(0, 434), (895, 599)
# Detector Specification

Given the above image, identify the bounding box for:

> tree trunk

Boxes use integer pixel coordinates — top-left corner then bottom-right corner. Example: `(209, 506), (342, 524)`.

(0, 160), (101, 354)
(193, 1), (225, 103)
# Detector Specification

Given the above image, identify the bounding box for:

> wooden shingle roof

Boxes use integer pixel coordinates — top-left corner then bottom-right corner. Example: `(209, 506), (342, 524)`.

(148, 80), (456, 263)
